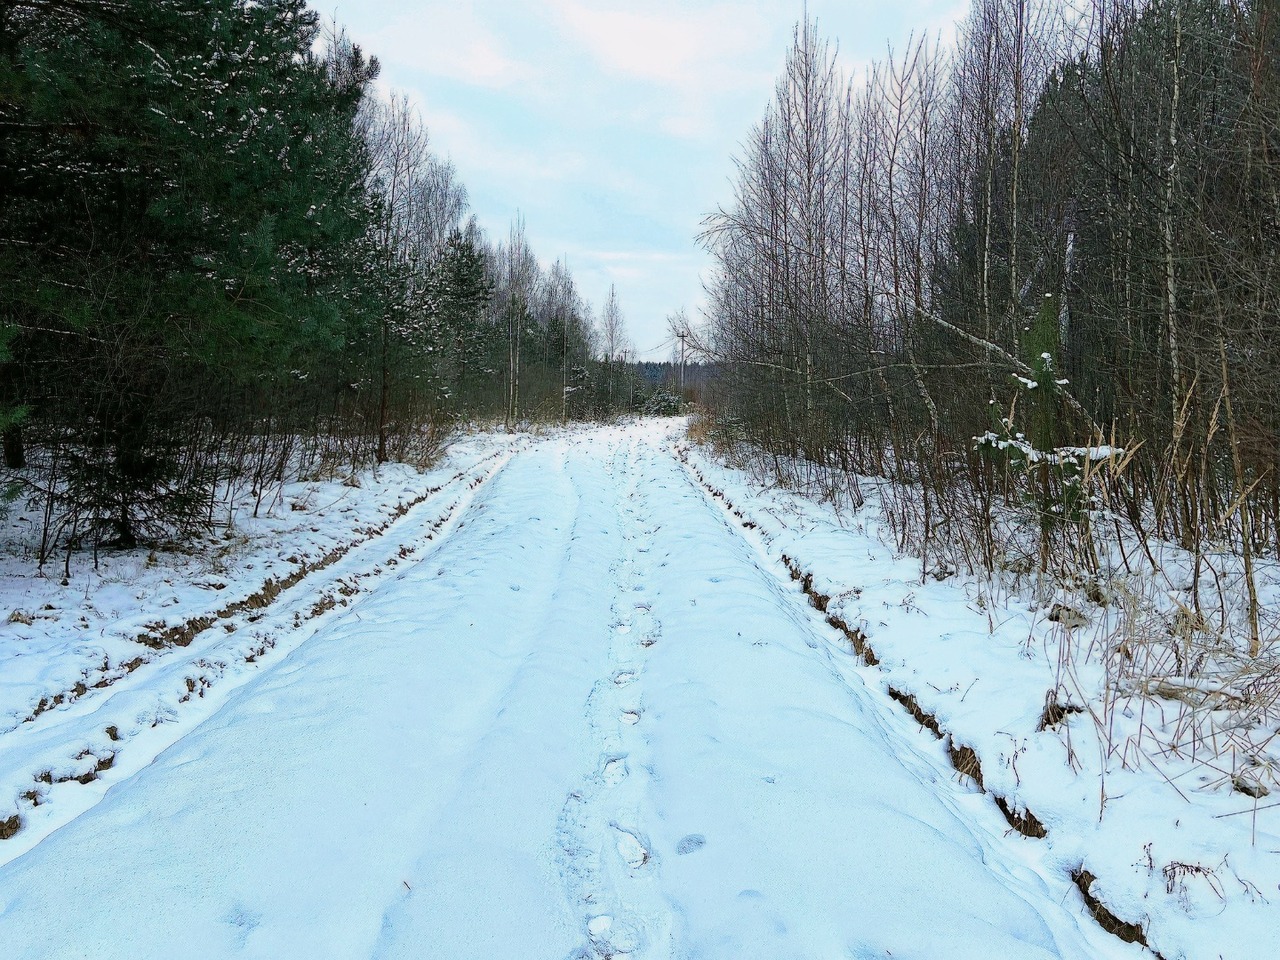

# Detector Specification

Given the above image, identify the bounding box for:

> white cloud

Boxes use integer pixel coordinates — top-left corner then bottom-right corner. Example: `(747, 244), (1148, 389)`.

(590, 250), (700, 267)
(423, 105), (578, 182)
(541, 0), (780, 149)
(356, 5), (537, 91)
(546, 0), (771, 90)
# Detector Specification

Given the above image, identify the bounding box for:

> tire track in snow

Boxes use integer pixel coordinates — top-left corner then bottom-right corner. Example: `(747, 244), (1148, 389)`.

(358, 431), (630, 960)
(663, 435), (1155, 958)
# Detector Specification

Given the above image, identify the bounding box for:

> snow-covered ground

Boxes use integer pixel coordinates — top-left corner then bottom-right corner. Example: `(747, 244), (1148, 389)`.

(0, 433), (521, 735)
(0, 430), (524, 858)
(0, 420), (1260, 958)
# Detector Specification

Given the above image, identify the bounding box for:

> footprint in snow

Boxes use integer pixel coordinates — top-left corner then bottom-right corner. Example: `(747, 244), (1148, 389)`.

(620, 710), (640, 725)
(219, 904), (262, 948)
(612, 671), (637, 686)
(612, 826), (650, 869)
(588, 915), (612, 938)
(676, 834), (705, 855)
(588, 914), (641, 956)
(602, 757), (627, 785)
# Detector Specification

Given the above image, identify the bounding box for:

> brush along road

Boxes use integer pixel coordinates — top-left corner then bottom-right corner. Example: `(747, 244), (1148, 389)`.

(0, 422), (1140, 960)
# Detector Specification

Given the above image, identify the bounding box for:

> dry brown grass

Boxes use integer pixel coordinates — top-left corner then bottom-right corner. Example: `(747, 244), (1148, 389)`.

(685, 412), (715, 445)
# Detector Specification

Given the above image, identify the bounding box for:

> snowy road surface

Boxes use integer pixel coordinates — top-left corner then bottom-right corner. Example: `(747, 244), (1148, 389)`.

(0, 424), (1139, 959)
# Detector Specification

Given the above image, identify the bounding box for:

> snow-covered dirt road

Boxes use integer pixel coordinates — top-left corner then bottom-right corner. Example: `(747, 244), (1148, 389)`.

(0, 423), (1141, 959)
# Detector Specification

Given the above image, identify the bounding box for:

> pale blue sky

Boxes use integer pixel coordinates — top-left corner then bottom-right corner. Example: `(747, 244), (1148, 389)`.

(334, 0), (967, 357)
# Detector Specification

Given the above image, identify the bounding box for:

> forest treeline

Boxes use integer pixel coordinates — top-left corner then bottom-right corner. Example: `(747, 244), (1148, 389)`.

(700, 0), (1279, 643)
(0, 0), (656, 559)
